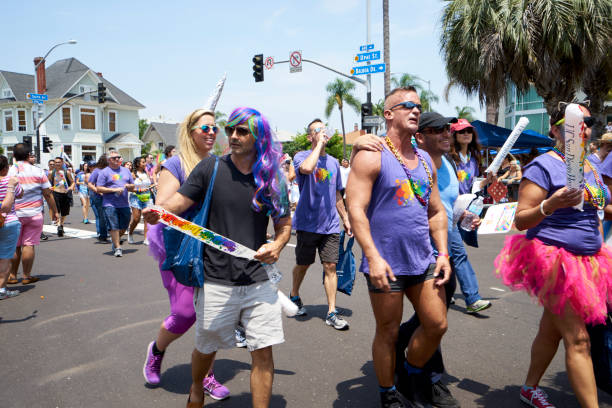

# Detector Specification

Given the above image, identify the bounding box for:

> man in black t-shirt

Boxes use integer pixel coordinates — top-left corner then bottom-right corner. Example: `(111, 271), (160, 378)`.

(144, 107), (291, 408)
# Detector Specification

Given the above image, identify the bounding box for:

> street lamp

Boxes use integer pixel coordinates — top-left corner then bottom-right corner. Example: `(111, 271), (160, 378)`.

(33, 40), (77, 162)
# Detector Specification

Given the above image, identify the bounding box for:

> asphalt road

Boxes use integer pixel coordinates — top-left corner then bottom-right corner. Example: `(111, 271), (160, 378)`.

(1, 204), (611, 408)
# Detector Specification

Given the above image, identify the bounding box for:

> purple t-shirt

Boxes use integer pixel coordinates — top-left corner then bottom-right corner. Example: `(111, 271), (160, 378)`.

(162, 155), (185, 185)
(292, 150), (342, 234)
(360, 147), (436, 276)
(587, 153), (602, 169)
(456, 155), (479, 194)
(523, 153), (610, 255)
(88, 168), (102, 198)
(96, 166), (134, 208)
(601, 151), (612, 179)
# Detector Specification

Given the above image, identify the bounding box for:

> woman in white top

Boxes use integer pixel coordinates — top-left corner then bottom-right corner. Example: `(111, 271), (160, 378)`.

(128, 156), (154, 244)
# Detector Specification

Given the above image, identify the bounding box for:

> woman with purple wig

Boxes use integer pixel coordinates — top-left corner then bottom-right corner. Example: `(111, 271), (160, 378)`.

(143, 108), (230, 400)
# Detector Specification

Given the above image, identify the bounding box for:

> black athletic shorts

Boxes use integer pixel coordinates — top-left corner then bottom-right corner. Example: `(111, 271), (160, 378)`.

(53, 192), (71, 217)
(295, 230), (340, 265)
(365, 263), (436, 293)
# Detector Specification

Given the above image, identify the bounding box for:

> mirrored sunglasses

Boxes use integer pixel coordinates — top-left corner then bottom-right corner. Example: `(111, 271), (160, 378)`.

(191, 124), (219, 134)
(389, 101), (422, 112)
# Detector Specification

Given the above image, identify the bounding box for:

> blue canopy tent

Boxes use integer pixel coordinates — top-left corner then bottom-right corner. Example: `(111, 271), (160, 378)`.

(470, 120), (553, 149)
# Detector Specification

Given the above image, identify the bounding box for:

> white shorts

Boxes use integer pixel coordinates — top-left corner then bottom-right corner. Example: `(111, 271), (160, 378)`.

(193, 280), (284, 354)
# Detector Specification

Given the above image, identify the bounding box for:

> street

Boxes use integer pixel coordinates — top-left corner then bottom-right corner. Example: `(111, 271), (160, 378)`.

(1, 206), (612, 408)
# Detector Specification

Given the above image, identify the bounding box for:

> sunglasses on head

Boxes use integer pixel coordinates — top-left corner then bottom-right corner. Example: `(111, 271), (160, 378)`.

(191, 124), (219, 134)
(389, 101), (422, 112)
(225, 126), (250, 137)
(554, 116), (594, 128)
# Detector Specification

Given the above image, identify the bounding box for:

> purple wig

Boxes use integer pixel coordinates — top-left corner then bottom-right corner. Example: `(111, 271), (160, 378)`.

(226, 107), (288, 220)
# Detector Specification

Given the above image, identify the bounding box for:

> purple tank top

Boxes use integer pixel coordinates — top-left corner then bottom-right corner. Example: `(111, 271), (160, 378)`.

(360, 147), (435, 276)
(524, 153), (610, 255)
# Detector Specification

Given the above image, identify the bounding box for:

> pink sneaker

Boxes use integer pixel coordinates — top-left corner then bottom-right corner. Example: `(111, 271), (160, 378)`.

(520, 386), (556, 408)
(202, 371), (230, 400)
(143, 341), (163, 386)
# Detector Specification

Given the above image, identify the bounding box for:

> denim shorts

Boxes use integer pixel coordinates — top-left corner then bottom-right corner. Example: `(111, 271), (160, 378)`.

(103, 207), (131, 231)
(0, 221), (21, 259)
(129, 193), (153, 210)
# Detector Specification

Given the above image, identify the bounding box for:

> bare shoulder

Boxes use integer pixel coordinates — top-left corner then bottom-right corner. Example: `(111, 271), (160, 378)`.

(352, 149), (381, 176)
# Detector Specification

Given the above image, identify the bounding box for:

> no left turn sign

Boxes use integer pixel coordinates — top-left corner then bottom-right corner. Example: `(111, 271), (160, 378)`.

(289, 50), (302, 73)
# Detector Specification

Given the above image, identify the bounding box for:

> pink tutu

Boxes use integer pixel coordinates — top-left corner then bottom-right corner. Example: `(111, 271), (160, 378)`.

(495, 235), (612, 325)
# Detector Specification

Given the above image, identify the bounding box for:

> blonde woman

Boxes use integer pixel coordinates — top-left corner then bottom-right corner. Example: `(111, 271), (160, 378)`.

(142, 109), (229, 400)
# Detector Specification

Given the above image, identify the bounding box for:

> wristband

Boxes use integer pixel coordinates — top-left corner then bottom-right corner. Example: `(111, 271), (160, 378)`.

(437, 252), (449, 258)
(540, 200), (553, 217)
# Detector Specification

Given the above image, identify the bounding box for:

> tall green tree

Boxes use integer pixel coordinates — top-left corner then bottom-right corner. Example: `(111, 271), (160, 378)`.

(455, 106), (476, 122)
(391, 74), (439, 112)
(138, 119), (149, 140)
(440, 0), (612, 134)
(283, 129), (344, 161)
(325, 79), (361, 158)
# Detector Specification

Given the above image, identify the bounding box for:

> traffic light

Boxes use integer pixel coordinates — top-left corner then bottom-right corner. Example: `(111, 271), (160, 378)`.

(252, 54), (264, 82)
(97, 82), (107, 104)
(23, 136), (32, 150)
(361, 102), (373, 117)
(42, 136), (53, 153)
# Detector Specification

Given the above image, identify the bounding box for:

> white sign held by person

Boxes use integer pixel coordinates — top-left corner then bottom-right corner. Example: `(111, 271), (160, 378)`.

(564, 103), (588, 211)
(485, 117), (530, 175)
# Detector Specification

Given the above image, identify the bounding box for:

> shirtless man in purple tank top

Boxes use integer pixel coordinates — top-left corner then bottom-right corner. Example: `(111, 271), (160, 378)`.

(347, 87), (452, 408)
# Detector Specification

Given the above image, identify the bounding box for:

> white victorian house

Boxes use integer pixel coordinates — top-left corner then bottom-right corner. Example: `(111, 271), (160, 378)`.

(0, 57), (145, 164)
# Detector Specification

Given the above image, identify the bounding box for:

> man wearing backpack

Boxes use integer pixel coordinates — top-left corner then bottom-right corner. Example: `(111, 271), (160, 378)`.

(50, 157), (75, 237)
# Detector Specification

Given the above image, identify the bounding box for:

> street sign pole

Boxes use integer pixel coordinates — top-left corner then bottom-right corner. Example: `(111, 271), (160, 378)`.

(365, 0), (372, 133)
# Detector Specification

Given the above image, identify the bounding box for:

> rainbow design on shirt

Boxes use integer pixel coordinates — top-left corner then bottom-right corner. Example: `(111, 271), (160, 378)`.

(457, 170), (471, 183)
(394, 178), (427, 206)
(112, 173), (123, 181)
(314, 167), (332, 183)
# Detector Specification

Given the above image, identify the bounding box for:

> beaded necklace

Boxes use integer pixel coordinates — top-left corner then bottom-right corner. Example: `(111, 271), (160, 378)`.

(551, 147), (609, 210)
(384, 136), (433, 206)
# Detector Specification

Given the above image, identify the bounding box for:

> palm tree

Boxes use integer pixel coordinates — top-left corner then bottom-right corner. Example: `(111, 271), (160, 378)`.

(383, 0), (390, 96)
(325, 79), (362, 158)
(455, 106), (476, 122)
(372, 99), (385, 116)
(392, 74), (439, 112)
(440, 0), (612, 124)
(215, 111), (227, 128)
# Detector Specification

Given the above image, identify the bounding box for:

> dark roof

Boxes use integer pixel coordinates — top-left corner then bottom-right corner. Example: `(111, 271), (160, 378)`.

(0, 71), (34, 102)
(0, 58), (144, 108)
(148, 122), (179, 146)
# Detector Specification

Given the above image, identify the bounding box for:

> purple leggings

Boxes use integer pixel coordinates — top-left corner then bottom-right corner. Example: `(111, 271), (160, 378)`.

(160, 264), (196, 334)
(149, 223), (196, 335)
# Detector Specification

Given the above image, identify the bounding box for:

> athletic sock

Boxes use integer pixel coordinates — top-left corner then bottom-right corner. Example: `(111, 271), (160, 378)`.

(152, 342), (164, 356)
(404, 361), (423, 375)
(431, 372), (442, 384)
(379, 385), (396, 393)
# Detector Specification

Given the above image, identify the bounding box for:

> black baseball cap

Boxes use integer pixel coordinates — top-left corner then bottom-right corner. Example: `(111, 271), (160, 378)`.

(418, 112), (457, 132)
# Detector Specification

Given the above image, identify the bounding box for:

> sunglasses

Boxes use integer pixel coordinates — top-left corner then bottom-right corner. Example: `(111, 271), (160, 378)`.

(389, 101), (422, 112)
(109, 156), (122, 160)
(455, 128), (473, 134)
(554, 116), (594, 128)
(191, 124), (219, 134)
(423, 125), (451, 134)
(225, 126), (250, 137)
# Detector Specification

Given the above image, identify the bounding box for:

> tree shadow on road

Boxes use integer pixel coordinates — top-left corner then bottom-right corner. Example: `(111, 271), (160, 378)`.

(159, 359), (295, 395)
(333, 360), (379, 407)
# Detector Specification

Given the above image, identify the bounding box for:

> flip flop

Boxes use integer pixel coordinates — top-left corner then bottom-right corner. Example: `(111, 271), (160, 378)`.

(22, 276), (40, 285)
(6, 278), (19, 285)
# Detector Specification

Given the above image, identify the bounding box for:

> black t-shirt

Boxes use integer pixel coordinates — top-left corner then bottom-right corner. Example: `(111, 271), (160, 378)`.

(178, 155), (270, 286)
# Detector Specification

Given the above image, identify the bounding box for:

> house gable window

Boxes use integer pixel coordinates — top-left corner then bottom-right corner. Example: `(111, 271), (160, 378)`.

(17, 109), (26, 132)
(3, 109), (13, 132)
(80, 107), (96, 130)
(108, 110), (117, 132)
(2, 89), (12, 98)
(62, 107), (72, 130)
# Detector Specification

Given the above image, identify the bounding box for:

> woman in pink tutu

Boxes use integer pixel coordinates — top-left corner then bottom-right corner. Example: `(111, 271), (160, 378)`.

(495, 106), (612, 408)
(142, 109), (230, 401)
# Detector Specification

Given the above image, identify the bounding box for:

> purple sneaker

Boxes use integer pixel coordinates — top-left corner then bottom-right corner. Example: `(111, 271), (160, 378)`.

(143, 341), (164, 386)
(203, 371), (230, 400)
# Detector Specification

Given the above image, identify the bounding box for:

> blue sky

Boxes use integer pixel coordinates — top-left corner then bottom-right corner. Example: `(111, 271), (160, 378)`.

(3, 0), (485, 135)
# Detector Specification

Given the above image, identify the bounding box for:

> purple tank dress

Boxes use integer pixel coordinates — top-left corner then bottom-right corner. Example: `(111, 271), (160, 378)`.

(148, 155), (196, 334)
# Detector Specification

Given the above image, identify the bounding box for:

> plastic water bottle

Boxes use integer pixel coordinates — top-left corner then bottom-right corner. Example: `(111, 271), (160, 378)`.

(460, 196), (484, 231)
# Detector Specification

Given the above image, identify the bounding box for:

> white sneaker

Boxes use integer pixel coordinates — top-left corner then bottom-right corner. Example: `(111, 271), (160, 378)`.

(0, 289), (20, 300)
(466, 299), (492, 314)
(128, 234), (135, 244)
(114, 248), (123, 257)
(143, 238), (149, 246)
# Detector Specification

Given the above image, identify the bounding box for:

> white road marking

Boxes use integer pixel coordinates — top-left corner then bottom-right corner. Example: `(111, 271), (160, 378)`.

(43, 223), (144, 239)
(490, 287), (506, 292)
